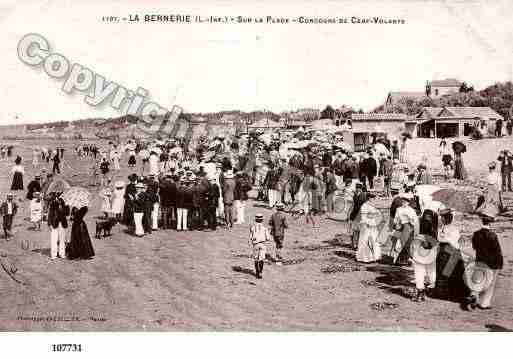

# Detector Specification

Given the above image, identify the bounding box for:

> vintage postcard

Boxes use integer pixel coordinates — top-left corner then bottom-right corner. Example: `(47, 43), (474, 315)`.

(0, 0), (512, 354)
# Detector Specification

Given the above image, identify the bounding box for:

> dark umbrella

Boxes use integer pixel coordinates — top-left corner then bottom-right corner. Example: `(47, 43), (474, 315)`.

(452, 141), (466, 154)
(401, 132), (412, 139)
(431, 188), (474, 213)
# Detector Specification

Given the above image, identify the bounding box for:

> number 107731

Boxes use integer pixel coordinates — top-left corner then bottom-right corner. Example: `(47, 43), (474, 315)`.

(52, 344), (82, 352)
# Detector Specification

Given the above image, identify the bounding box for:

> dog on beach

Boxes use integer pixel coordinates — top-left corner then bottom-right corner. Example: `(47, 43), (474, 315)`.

(95, 217), (117, 239)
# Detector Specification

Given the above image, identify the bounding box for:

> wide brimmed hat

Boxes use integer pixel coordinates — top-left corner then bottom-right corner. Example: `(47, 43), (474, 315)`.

(410, 235), (438, 265)
(135, 182), (145, 189)
(224, 170), (234, 179)
(275, 202), (285, 209)
(114, 181), (125, 188)
(255, 213), (264, 221)
(464, 261), (495, 292)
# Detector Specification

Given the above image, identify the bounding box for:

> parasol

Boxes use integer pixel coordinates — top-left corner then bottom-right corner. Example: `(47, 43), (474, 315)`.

(401, 132), (412, 139)
(374, 143), (390, 157)
(61, 187), (92, 209)
(46, 178), (71, 194)
(452, 141), (466, 154)
(431, 188), (474, 213)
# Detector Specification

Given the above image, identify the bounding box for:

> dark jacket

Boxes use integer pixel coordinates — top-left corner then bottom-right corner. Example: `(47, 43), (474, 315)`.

(47, 197), (70, 229)
(0, 201), (18, 217)
(207, 182), (220, 207)
(132, 192), (146, 212)
(234, 174), (252, 201)
(497, 154), (513, 173)
(26, 180), (42, 200)
(269, 211), (288, 238)
(471, 227), (503, 270)
(159, 179), (177, 207)
(350, 190), (367, 221)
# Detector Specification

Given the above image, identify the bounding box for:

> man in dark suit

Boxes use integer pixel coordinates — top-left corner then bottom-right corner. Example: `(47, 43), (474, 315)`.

(159, 173), (177, 229)
(206, 177), (220, 231)
(467, 216), (504, 310)
(47, 193), (70, 259)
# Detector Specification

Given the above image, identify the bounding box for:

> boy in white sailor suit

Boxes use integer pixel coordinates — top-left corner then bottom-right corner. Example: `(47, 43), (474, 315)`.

(249, 213), (271, 279)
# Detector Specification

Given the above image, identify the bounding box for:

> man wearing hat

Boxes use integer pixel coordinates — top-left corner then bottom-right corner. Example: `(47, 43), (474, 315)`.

(1, 193), (18, 240)
(132, 182), (147, 237)
(222, 170), (236, 229)
(47, 192), (70, 258)
(159, 173), (177, 229)
(466, 216), (504, 310)
(249, 213), (271, 279)
(269, 203), (288, 262)
(206, 176), (220, 230)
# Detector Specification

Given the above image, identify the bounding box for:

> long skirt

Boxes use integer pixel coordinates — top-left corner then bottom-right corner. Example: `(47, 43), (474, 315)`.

(454, 158), (467, 180)
(66, 221), (95, 260)
(435, 243), (469, 302)
(356, 223), (382, 263)
(11, 172), (23, 190)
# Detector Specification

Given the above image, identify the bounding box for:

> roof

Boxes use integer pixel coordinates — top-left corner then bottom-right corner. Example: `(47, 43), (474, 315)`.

(442, 107), (503, 119)
(430, 78), (462, 87)
(388, 91), (426, 98)
(352, 113), (409, 121)
(248, 118), (283, 128)
(337, 106), (354, 114)
(417, 106), (504, 124)
(417, 107), (443, 119)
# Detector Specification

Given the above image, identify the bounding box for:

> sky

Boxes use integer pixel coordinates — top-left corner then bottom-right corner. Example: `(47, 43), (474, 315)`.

(0, 0), (512, 125)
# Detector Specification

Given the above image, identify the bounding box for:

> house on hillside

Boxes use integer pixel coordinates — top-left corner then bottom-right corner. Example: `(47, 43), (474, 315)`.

(416, 106), (503, 138)
(385, 78), (464, 108)
(428, 78), (462, 97)
(349, 113), (415, 151)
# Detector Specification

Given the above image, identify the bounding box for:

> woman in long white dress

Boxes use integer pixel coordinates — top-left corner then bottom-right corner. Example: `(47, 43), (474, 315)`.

(356, 197), (383, 263)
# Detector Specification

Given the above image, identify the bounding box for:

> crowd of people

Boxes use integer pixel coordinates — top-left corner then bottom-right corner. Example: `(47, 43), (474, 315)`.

(0, 128), (506, 311)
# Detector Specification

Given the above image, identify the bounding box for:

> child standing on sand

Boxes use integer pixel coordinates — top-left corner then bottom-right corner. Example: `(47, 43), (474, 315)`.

(30, 192), (43, 231)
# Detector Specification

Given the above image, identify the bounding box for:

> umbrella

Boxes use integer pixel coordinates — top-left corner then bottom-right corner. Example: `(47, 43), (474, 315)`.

(61, 187), (92, 209)
(374, 143), (390, 157)
(452, 141), (466, 154)
(46, 179), (71, 194)
(401, 132), (412, 139)
(431, 188), (474, 213)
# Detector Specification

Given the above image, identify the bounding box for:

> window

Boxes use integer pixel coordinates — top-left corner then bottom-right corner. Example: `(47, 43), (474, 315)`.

(435, 89), (439, 96)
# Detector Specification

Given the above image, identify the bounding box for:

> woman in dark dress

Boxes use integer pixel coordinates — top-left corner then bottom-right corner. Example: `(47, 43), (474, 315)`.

(434, 209), (469, 302)
(66, 206), (95, 260)
(10, 156), (24, 191)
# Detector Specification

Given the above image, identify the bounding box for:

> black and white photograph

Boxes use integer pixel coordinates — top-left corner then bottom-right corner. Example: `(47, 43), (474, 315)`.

(0, 0), (512, 355)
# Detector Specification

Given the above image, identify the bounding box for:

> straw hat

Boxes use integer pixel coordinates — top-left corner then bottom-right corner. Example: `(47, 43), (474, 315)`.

(410, 234), (438, 265)
(135, 182), (145, 189)
(224, 170), (234, 179)
(255, 213), (264, 222)
(115, 181), (125, 188)
(464, 262), (495, 292)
